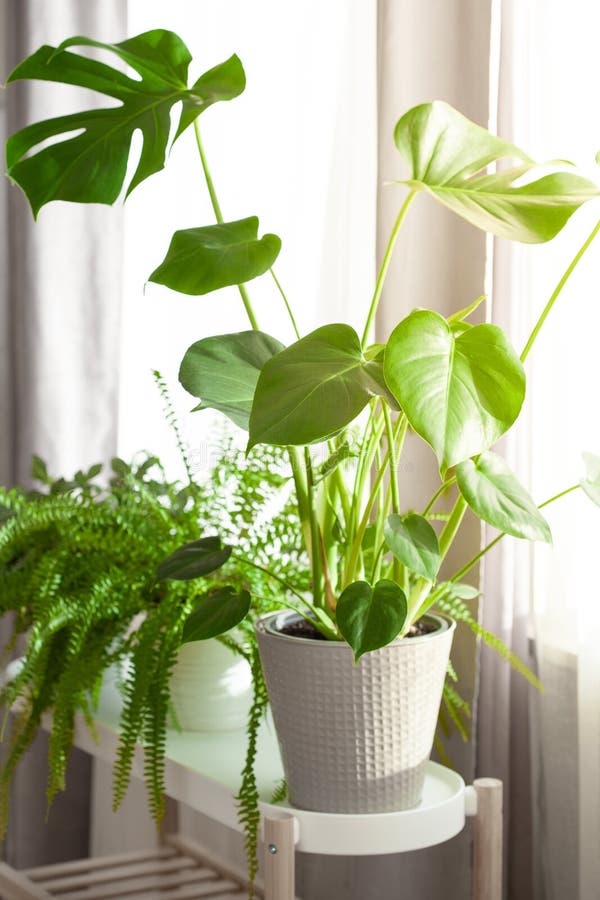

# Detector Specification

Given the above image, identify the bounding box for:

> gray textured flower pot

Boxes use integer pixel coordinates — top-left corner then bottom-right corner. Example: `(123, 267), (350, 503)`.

(256, 611), (455, 813)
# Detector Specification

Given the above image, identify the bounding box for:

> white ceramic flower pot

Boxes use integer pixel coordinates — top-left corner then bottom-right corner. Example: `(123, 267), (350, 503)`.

(168, 638), (253, 732)
(256, 611), (455, 813)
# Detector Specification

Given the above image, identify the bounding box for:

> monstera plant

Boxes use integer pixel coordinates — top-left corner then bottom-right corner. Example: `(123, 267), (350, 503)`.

(5, 27), (600, 893)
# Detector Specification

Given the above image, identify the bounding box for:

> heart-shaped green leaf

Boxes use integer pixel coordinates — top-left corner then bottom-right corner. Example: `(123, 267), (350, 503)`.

(181, 587), (251, 643)
(456, 451), (552, 541)
(581, 451), (600, 507)
(149, 218), (281, 295)
(336, 579), (407, 662)
(179, 330), (284, 429)
(6, 31), (245, 216)
(384, 310), (525, 472)
(384, 514), (441, 580)
(248, 324), (387, 448)
(394, 101), (599, 243)
(157, 537), (231, 581)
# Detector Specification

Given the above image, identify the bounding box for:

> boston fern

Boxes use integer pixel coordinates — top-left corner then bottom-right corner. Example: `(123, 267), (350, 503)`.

(0, 433), (307, 836)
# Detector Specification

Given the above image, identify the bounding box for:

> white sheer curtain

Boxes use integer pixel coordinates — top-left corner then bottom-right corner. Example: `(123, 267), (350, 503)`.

(482, 1), (600, 898)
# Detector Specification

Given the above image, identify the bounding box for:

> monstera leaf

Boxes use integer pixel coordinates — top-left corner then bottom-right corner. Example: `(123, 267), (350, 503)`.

(248, 324), (391, 448)
(180, 330), (284, 429)
(6, 30), (245, 216)
(149, 218), (281, 295)
(384, 514), (441, 580)
(384, 310), (525, 472)
(581, 452), (600, 507)
(336, 580), (407, 662)
(456, 451), (552, 542)
(394, 102), (599, 242)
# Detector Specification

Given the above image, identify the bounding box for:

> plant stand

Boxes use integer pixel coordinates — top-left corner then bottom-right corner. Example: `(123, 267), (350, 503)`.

(259, 771), (502, 900)
(0, 675), (502, 900)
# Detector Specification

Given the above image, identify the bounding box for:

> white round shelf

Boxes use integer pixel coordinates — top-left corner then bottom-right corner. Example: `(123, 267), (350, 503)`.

(260, 761), (466, 855)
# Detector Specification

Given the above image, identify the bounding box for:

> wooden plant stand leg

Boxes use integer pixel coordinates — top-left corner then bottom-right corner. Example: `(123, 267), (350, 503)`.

(472, 778), (503, 900)
(263, 815), (295, 900)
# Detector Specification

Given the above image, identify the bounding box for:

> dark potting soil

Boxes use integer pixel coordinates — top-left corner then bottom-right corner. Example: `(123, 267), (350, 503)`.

(280, 617), (437, 641)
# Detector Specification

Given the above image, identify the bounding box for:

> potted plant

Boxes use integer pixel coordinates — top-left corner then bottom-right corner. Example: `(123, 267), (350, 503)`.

(5, 26), (600, 890)
(0, 377), (307, 840)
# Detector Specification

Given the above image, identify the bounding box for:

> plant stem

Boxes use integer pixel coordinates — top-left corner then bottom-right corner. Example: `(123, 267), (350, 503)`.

(269, 269), (301, 339)
(192, 120), (260, 331)
(422, 476), (457, 516)
(304, 448), (324, 609)
(361, 190), (417, 347)
(520, 217), (600, 362)
(230, 553), (309, 607)
(383, 406), (400, 515)
(438, 496), (468, 562)
(449, 483), (581, 583)
(345, 450), (390, 583)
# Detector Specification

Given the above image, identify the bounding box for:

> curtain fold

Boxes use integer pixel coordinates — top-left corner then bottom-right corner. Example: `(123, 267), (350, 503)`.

(479, 2), (600, 898)
(0, 0), (126, 867)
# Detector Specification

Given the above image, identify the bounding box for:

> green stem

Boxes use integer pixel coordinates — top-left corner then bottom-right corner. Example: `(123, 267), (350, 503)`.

(288, 446), (312, 557)
(521, 217), (600, 362)
(383, 406), (400, 514)
(345, 450), (390, 583)
(269, 269), (301, 339)
(304, 448), (324, 609)
(193, 121), (260, 331)
(361, 191), (417, 347)
(231, 554), (337, 640)
(422, 476), (457, 516)
(449, 483), (580, 584)
(438, 496), (468, 562)
(231, 554), (309, 607)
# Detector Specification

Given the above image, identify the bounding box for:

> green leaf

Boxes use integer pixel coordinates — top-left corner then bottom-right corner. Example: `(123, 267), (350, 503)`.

(6, 31), (245, 216)
(394, 101), (599, 243)
(336, 580), (407, 662)
(149, 218), (281, 295)
(457, 451), (552, 542)
(581, 451), (600, 507)
(248, 324), (385, 448)
(181, 587), (250, 643)
(31, 456), (49, 484)
(384, 513), (441, 580)
(111, 457), (131, 477)
(157, 536), (231, 581)
(179, 330), (284, 430)
(384, 310), (525, 472)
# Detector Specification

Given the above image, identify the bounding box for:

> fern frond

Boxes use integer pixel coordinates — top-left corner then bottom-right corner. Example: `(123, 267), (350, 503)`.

(436, 594), (541, 690)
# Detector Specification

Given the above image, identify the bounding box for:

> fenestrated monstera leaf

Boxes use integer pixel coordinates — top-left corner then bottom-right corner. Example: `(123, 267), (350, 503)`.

(384, 310), (525, 472)
(456, 451), (552, 542)
(248, 324), (392, 448)
(394, 102), (599, 243)
(5, 30), (245, 216)
(179, 330), (284, 429)
(149, 218), (281, 295)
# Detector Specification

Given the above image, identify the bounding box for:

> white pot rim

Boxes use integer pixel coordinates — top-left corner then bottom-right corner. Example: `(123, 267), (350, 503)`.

(255, 610), (455, 649)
